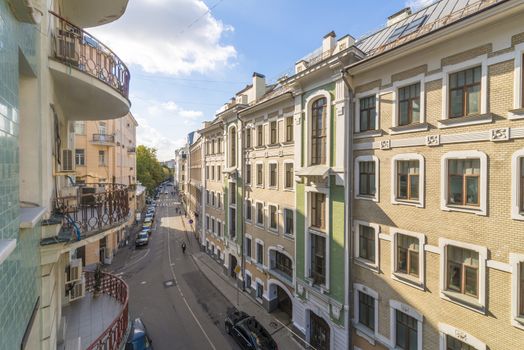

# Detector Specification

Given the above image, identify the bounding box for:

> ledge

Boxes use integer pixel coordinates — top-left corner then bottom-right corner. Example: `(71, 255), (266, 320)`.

(0, 239), (17, 265)
(389, 123), (429, 135)
(20, 206), (47, 229)
(508, 108), (524, 120)
(441, 290), (485, 314)
(438, 113), (493, 129)
(353, 130), (383, 139)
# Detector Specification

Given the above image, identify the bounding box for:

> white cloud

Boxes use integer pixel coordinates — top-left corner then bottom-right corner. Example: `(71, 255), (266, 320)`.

(405, 0), (437, 10)
(147, 101), (203, 120)
(135, 116), (186, 161)
(90, 0), (236, 75)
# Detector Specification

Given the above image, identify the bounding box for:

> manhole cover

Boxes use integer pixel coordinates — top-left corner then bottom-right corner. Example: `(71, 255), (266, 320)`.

(269, 321), (278, 329)
(164, 280), (176, 287)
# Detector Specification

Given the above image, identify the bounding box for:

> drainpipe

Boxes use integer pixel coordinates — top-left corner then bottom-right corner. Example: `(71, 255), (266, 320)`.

(341, 69), (354, 350)
(237, 113), (246, 292)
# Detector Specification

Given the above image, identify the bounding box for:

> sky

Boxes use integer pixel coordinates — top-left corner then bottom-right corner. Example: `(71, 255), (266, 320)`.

(90, 0), (435, 161)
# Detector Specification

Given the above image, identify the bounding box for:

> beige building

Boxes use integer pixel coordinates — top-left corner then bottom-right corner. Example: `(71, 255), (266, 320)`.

(188, 133), (204, 236)
(346, 1), (524, 350)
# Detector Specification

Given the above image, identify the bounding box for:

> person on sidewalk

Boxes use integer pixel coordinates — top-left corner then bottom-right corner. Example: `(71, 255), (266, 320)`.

(181, 242), (187, 254)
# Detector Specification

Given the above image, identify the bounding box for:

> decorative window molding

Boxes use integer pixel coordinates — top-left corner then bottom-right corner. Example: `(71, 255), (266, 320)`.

(391, 153), (425, 208)
(226, 123), (238, 170)
(510, 253), (524, 329)
(245, 199), (252, 223)
(256, 161), (264, 188)
(353, 220), (380, 272)
(283, 208), (294, 237)
(511, 148), (524, 221)
(441, 55), (488, 124)
(439, 238), (488, 313)
(438, 323), (486, 350)
(355, 88), (380, 134)
(511, 43), (524, 117)
(390, 228), (426, 289)
(268, 160), (278, 189)
(283, 160), (295, 190)
(440, 150), (487, 216)
(267, 203), (279, 233)
(390, 300), (424, 350)
(353, 283), (379, 344)
(304, 90), (332, 167)
(255, 238), (265, 267)
(255, 200), (265, 228)
(391, 74), (426, 128)
(355, 155), (379, 202)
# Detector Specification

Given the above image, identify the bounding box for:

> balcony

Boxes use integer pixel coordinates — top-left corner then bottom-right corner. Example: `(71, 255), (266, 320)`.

(91, 134), (115, 146)
(61, 271), (129, 350)
(48, 11), (130, 121)
(59, 0), (129, 28)
(127, 146), (136, 153)
(41, 183), (130, 246)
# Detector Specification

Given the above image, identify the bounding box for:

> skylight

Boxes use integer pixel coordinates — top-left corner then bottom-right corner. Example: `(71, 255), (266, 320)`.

(386, 15), (428, 43)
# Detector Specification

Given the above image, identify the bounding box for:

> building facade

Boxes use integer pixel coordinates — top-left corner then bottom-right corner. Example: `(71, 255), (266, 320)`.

(188, 133), (203, 238)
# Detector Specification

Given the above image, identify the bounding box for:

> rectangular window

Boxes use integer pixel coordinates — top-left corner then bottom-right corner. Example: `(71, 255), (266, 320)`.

(398, 83), (421, 126)
(446, 335), (475, 350)
(359, 161), (376, 196)
(285, 163), (294, 189)
(256, 282), (263, 299)
(446, 246), (479, 297)
(217, 221), (221, 237)
(520, 263), (524, 316)
(311, 99), (327, 165)
(270, 121), (277, 144)
(310, 192), (326, 230)
(275, 251), (293, 279)
(448, 159), (480, 206)
(74, 121), (85, 135)
(358, 291), (375, 331)
(359, 225), (375, 263)
(206, 190), (210, 205)
(521, 159), (524, 212)
(449, 66), (481, 118)
(256, 242), (264, 265)
(211, 218), (215, 233)
(286, 116), (293, 142)
(311, 234), (326, 285)
(269, 205), (277, 230)
(217, 166), (221, 180)
(211, 192), (215, 207)
(246, 237), (252, 258)
(206, 216), (210, 231)
(206, 166), (209, 180)
(217, 138), (222, 153)
(245, 274), (252, 289)
(217, 193), (221, 208)
(359, 96), (376, 131)
(211, 166), (215, 180)
(284, 209), (294, 236)
(98, 150), (106, 166)
(269, 163), (277, 187)
(230, 183), (236, 205)
(75, 149), (85, 166)
(397, 234), (419, 277)
(256, 202), (264, 226)
(257, 164), (263, 186)
(395, 310), (418, 350)
(229, 208), (236, 238)
(246, 164), (251, 185)
(246, 128), (251, 148)
(397, 160), (419, 201)
(257, 125), (264, 146)
(245, 200), (252, 221)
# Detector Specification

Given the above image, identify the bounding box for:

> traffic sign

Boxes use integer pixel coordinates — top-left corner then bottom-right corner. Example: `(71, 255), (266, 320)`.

(189, 219), (194, 224)
(234, 265), (241, 274)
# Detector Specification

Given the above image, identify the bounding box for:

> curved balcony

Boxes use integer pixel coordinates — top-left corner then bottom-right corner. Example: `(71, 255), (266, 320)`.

(60, 0), (129, 28)
(41, 183), (130, 246)
(48, 11), (130, 121)
(91, 133), (116, 146)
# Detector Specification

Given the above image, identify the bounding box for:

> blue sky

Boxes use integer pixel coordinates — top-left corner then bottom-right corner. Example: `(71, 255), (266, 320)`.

(91, 0), (432, 160)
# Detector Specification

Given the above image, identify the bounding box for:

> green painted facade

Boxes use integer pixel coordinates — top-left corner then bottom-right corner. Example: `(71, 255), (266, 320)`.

(0, 1), (41, 348)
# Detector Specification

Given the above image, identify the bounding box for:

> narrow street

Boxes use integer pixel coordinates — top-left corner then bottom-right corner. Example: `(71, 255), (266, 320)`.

(108, 188), (240, 350)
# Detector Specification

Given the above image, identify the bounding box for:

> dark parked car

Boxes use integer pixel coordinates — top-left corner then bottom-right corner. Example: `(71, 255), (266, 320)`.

(225, 308), (277, 350)
(125, 318), (152, 350)
(135, 232), (149, 247)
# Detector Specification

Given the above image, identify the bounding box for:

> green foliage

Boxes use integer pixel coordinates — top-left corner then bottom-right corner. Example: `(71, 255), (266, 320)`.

(136, 145), (169, 194)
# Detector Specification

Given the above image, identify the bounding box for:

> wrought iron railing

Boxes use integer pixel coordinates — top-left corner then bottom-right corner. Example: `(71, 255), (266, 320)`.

(49, 11), (130, 99)
(53, 183), (130, 242)
(92, 134), (115, 143)
(85, 272), (129, 350)
(127, 146), (136, 153)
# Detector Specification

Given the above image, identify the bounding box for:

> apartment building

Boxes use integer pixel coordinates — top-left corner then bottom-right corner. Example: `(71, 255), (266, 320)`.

(345, 1), (524, 350)
(188, 133), (204, 237)
(0, 0), (132, 349)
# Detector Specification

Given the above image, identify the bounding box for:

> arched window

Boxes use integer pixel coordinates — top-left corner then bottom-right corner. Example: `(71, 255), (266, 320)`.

(311, 98), (327, 165)
(229, 126), (236, 167)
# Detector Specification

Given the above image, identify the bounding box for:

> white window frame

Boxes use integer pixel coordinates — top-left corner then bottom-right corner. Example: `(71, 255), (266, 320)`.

(205, 214), (210, 232)
(267, 203), (279, 233)
(245, 234), (253, 260)
(268, 246), (294, 282)
(304, 90), (332, 167)
(226, 123), (238, 170)
(256, 123), (265, 147)
(269, 118), (279, 145)
(245, 162), (252, 185)
(245, 270), (253, 290)
(353, 220), (380, 272)
(440, 55), (488, 126)
(355, 155), (379, 202)
(255, 200), (265, 228)
(211, 216), (216, 234)
(391, 74), (426, 129)
(390, 300), (423, 350)
(353, 283), (379, 344)
(510, 253), (524, 329)
(283, 160), (295, 190)
(256, 161), (264, 188)
(245, 199), (252, 223)
(438, 323), (486, 350)
(511, 43), (524, 119)
(255, 278), (264, 302)
(391, 153), (424, 208)
(255, 239), (265, 267)
(391, 229), (425, 289)
(355, 89), (380, 134)
(268, 161), (278, 189)
(440, 150), (487, 216)
(439, 238), (488, 313)
(283, 208), (294, 237)
(228, 206), (236, 239)
(511, 148), (524, 220)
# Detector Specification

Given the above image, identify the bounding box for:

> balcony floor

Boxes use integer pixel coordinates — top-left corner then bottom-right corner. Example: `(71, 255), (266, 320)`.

(60, 292), (123, 350)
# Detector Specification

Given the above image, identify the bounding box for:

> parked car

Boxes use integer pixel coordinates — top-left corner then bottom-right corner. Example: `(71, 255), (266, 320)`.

(142, 221), (152, 229)
(144, 216), (153, 223)
(224, 308), (277, 350)
(125, 318), (153, 350)
(135, 232), (149, 247)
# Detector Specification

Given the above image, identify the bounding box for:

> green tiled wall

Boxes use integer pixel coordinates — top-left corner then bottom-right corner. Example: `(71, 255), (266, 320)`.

(0, 1), (41, 348)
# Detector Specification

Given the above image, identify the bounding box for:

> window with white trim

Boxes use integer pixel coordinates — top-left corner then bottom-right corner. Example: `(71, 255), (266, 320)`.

(392, 154), (424, 207)
(398, 83), (421, 126)
(269, 205), (278, 231)
(206, 166), (209, 180)
(359, 95), (376, 132)
(284, 162), (294, 189)
(256, 202), (264, 226)
(270, 121), (278, 145)
(284, 209), (294, 236)
(229, 207), (236, 239)
(257, 125), (264, 147)
(256, 281), (263, 299)
(449, 66), (481, 118)
(353, 284), (379, 340)
(256, 163), (263, 186)
(246, 128), (251, 148)
(256, 241), (264, 265)
(246, 163), (251, 185)
(439, 323), (486, 350)
(355, 156), (379, 201)
(392, 230), (425, 287)
(354, 221), (379, 270)
(311, 98), (327, 165)
(211, 191), (215, 207)
(310, 192), (326, 231)
(520, 262), (524, 318)
(211, 218), (215, 234)
(245, 236), (252, 259)
(269, 163), (277, 188)
(217, 193), (222, 209)
(285, 116), (293, 142)
(211, 166), (215, 180)
(205, 215), (210, 231)
(245, 199), (252, 222)
(390, 300), (423, 350)
(229, 126), (236, 167)
(446, 335), (475, 350)
(358, 291), (375, 332)
(245, 273), (252, 290)
(310, 232), (326, 286)
(229, 182), (236, 205)
(217, 166), (221, 180)
(217, 221), (221, 237)
(512, 149), (524, 220)
(206, 190), (210, 205)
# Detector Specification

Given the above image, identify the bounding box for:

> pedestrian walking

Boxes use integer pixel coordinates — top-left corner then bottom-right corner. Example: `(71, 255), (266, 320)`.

(181, 242), (186, 254)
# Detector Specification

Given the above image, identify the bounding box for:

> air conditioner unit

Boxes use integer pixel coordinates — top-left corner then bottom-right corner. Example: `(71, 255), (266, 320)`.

(65, 258), (83, 283)
(68, 275), (85, 302)
(55, 29), (80, 63)
(61, 149), (74, 172)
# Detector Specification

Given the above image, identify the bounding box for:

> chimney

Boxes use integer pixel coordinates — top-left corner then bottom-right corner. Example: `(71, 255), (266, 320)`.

(387, 7), (412, 26)
(322, 31), (336, 54)
(252, 72), (266, 101)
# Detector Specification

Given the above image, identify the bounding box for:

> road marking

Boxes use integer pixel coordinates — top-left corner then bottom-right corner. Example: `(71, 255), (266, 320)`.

(115, 248), (150, 273)
(140, 281), (147, 285)
(167, 200), (217, 350)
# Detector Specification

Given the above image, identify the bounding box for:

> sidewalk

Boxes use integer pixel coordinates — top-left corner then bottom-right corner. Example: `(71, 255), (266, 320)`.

(176, 208), (307, 350)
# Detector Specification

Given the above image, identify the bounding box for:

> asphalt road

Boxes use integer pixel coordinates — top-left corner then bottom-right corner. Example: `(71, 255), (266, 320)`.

(109, 186), (240, 350)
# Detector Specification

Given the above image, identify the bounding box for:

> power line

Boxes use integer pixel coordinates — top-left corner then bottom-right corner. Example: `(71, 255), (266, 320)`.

(179, 0), (225, 35)
(133, 72), (249, 85)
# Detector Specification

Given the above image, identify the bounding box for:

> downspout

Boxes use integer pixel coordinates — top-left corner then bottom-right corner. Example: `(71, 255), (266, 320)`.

(341, 69), (354, 350)
(237, 112), (246, 291)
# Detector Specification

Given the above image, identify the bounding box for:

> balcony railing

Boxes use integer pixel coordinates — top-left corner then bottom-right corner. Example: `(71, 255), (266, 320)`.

(85, 271), (129, 350)
(127, 146), (136, 153)
(92, 133), (115, 143)
(42, 183), (130, 244)
(49, 11), (130, 99)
